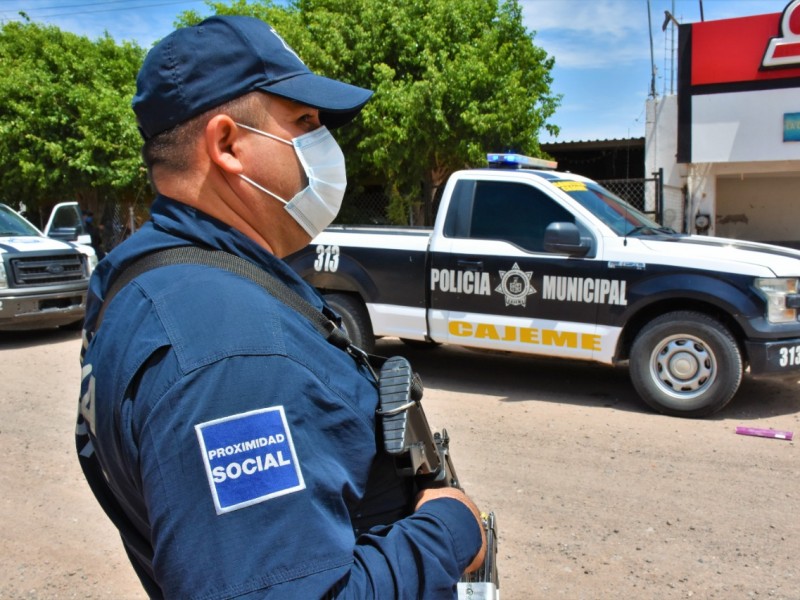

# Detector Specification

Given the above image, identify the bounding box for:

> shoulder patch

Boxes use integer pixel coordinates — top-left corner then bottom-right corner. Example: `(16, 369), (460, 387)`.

(195, 406), (305, 514)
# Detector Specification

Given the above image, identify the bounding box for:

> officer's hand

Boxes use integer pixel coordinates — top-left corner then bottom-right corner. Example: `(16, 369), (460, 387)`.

(414, 487), (487, 574)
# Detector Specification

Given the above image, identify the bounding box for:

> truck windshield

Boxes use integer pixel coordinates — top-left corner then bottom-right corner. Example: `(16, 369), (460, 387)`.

(550, 180), (673, 237)
(0, 204), (41, 237)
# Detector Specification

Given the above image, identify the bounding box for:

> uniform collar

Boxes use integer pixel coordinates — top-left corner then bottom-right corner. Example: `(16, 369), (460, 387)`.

(96, 195), (324, 311)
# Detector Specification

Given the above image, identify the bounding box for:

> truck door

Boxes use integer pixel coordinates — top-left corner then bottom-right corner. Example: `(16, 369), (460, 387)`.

(428, 177), (623, 364)
(44, 202), (92, 247)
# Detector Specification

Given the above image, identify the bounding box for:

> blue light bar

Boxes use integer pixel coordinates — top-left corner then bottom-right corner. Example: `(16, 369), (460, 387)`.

(486, 153), (558, 170)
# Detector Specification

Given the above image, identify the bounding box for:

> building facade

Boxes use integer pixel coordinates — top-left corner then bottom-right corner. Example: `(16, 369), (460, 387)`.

(647, 0), (800, 247)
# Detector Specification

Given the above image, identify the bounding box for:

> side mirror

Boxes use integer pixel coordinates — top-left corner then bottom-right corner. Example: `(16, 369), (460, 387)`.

(47, 226), (81, 242)
(543, 222), (590, 256)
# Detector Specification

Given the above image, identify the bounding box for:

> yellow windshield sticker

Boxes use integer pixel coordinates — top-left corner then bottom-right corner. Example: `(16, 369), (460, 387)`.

(552, 181), (587, 192)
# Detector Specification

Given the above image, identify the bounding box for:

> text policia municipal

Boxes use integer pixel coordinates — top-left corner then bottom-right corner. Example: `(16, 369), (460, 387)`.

(431, 269), (628, 306)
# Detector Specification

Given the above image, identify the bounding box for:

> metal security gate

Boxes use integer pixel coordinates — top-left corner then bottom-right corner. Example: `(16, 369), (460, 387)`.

(336, 170), (667, 228)
(598, 168), (664, 224)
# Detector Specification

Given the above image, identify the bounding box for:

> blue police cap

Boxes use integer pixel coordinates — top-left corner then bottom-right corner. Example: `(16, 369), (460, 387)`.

(132, 15), (373, 140)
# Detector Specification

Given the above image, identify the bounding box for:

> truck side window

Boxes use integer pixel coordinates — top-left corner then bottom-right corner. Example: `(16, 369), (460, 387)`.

(469, 181), (574, 252)
(443, 179), (476, 238)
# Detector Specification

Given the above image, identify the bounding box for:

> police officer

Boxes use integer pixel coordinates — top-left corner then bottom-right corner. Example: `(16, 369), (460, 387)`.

(82, 210), (105, 259)
(76, 15), (485, 599)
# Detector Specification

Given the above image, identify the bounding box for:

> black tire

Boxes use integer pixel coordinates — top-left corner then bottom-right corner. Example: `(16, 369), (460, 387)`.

(629, 311), (742, 418)
(324, 293), (375, 354)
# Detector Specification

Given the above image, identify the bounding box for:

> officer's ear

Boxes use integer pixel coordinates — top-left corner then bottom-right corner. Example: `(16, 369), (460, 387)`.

(205, 114), (244, 175)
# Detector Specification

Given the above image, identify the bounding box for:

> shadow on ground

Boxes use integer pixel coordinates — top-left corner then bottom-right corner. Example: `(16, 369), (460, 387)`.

(0, 326), (81, 350)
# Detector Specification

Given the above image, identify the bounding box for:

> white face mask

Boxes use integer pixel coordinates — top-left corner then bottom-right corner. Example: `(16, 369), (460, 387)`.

(236, 123), (347, 238)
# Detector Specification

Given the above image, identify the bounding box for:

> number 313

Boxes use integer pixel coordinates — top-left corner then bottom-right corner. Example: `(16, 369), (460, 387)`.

(314, 245), (340, 272)
(779, 345), (800, 367)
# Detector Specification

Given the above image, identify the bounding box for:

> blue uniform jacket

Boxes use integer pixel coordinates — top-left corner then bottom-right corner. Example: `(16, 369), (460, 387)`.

(76, 196), (481, 599)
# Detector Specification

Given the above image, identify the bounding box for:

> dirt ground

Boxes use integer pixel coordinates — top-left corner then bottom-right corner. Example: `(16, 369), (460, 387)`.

(1, 329), (798, 599)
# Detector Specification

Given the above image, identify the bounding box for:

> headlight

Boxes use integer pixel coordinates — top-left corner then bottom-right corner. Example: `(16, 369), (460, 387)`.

(755, 278), (799, 323)
(87, 253), (98, 276)
(0, 260), (7, 289)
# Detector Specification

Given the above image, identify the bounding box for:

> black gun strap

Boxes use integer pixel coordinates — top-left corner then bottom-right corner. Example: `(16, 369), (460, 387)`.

(96, 245), (352, 351)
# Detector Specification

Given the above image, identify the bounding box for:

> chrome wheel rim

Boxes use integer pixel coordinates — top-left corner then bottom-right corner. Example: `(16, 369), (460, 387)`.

(649, 334), (717, 400)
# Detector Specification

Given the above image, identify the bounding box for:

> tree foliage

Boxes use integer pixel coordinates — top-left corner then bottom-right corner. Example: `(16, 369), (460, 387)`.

(0, 21), (146, 215)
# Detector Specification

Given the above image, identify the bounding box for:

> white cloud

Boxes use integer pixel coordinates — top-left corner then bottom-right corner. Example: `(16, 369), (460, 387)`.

(521, 0), (791, 70)
(522, 0), (644, 39)
(523, 0), (653, 69)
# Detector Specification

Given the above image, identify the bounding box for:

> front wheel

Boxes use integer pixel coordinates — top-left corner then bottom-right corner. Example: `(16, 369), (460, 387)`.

(629, 311), (743, 418)
(324, 293), (375, 354)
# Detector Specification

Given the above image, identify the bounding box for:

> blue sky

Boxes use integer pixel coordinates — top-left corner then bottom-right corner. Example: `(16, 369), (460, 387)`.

(0, 0), (792, 142)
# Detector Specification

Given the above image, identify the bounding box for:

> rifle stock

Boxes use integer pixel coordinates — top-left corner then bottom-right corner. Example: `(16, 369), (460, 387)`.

(377, 356), (499, 599)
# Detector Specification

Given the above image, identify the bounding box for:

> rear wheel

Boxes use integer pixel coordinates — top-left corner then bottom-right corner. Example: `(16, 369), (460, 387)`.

(629, 311), (742, 418)
(324, 293), (374, 354)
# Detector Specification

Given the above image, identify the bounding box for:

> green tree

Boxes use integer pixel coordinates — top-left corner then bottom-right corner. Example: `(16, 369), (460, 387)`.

(0, 20), (146, 218)
(354, 0), (561, 224)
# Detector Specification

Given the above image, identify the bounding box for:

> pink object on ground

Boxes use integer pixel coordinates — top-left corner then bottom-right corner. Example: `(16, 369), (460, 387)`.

(735, 426), (793, 441)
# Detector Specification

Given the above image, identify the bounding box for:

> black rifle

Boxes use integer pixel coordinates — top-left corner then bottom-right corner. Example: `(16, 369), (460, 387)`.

(377, 356), (499, 599)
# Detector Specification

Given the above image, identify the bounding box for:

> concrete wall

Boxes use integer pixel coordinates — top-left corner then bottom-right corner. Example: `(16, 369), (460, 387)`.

(692, 89), (800, 163)
(646, 95), (685, 232)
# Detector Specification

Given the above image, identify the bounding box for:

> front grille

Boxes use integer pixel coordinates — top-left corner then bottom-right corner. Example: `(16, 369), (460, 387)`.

(9, 253), (86, 286)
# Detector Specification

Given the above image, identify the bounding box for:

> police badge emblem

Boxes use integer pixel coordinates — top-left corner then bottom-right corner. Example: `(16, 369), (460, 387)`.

(495, 263), (536, 307)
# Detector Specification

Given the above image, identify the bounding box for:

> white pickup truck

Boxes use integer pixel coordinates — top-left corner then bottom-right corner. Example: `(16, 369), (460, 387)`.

(0, 202), (97, 331)
(286, 154), (800, 418)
